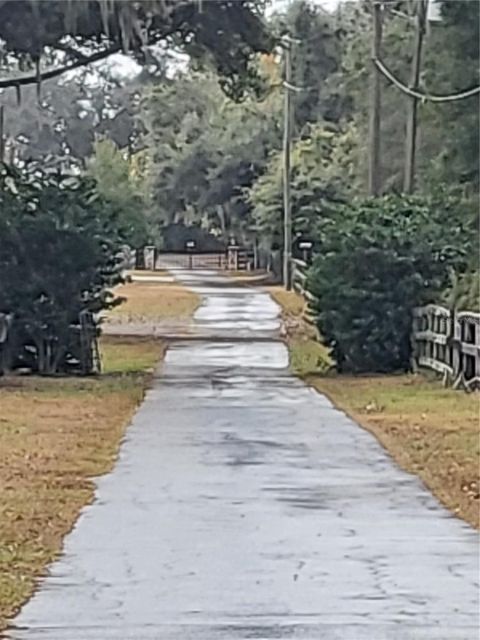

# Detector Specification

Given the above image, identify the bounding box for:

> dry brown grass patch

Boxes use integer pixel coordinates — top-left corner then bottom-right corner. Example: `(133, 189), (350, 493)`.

(268, 286), (332, 375)
(267, 287), (306, 317)
(312, 374), (480, 528)
(110, 280), (201, 324)
(0, 335), (164, 631)
(269, 287), (480, 529)
(227, 270), (273, 285)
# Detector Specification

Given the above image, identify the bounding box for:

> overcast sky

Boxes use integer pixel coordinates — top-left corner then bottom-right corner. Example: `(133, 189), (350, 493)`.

(274, 0), (342, 10)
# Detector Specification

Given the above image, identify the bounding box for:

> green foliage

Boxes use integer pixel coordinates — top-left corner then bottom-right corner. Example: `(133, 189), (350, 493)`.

(147, 70), (281, 244)
(0, 67), (147, 168)
(443, 268), (480, 311)
(323, 0), (480, 194)
(87, 139), (148, 247)
(1, 0), (475, 381)
(419, 0), (480, 191)
(273, 0), (344, 130)
(0, 165), (125, 374)
(307, 193), (476, 373)
(250, 122), (359, 248)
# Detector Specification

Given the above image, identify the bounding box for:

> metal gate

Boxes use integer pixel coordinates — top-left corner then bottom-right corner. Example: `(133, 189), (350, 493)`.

(156, 251), (227, 270)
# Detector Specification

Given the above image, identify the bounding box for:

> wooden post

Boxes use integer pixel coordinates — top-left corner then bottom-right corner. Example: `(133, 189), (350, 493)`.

(475, 321), (480, 380)
(451, 310), (461, 380)
(144, 246), (156, 271)
(368, 1), (383, 196)
(0, 105), (5, 164)
(282, 38), (293, 290)
(411, 311), (419, 372)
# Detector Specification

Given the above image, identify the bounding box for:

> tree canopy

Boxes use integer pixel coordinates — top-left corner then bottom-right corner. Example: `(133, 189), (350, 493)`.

(0, 0), (272, 98)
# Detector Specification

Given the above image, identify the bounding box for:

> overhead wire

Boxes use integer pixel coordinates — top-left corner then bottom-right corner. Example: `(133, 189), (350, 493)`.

(374, 57), (480, 103)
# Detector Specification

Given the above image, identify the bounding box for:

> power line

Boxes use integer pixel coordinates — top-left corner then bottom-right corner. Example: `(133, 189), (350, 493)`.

(282, 80), (314, 93)
(374, 57), (480, 103)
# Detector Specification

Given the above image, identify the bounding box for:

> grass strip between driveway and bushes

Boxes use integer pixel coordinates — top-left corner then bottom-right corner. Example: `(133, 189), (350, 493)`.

(0, 335), (164, 631)
(268, 286), (480, 529)
(109, 276), (201, 325)
(267, 287), (332, 376)
(0, 273), (202, 629)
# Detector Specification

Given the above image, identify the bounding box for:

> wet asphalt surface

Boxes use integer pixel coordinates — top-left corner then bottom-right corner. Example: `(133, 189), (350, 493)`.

(6, 270), (479, 639)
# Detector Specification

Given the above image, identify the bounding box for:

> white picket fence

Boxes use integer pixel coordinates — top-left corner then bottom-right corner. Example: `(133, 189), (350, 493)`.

(412, 304), (480, 389)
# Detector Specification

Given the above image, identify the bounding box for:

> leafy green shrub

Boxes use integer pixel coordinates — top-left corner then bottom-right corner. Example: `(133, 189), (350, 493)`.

(0, 165), (127, 374)
(307, 193), (476, 373)
(443, 268), (480, 311)
(249, 123), (358, 250)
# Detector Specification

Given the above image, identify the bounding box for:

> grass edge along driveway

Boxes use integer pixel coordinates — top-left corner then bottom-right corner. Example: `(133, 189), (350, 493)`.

(0, 335), (165, 631)
(268, 286), (480, 529)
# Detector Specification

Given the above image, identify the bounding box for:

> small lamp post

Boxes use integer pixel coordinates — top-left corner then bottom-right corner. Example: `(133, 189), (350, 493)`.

(185, 240), (196, 269)
(298, 240), (313, 264)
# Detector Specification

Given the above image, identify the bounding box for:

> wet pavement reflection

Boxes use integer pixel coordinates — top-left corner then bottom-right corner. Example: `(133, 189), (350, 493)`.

(6, 270), (479, 639)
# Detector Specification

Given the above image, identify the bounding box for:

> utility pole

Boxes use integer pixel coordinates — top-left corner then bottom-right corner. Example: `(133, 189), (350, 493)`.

(282, 37), (293, 290)
(404, 0), (428, 193)
(368, 1), (383, 196)
(0, 106), (4, 164)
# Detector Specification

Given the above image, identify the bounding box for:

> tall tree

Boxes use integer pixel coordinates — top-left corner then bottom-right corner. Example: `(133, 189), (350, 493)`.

(0, 69), (147, 168)
(278, 0), (344, 130)
(147, 66), (281, 244)
(87, 138), (149, 247)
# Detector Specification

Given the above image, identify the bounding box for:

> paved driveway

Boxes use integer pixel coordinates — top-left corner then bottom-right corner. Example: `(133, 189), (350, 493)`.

(7, 271), (479, 640)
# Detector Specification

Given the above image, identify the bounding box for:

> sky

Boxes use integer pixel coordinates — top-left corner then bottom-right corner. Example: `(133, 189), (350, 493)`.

(274, 0), (342, 10)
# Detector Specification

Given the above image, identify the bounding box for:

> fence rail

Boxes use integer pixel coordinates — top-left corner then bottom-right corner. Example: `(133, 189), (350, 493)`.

(292, 258), (317, 325)
(412, 304), (480, 389)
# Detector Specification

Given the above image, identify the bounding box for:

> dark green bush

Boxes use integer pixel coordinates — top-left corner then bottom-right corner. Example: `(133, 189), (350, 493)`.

(307, 193), (476, 373)
(0, 164), (126, 374)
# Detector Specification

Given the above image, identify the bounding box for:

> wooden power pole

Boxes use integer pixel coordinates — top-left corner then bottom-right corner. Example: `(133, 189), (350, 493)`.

(0, 106), (5, 164)
(368, 1), (383, 196)
(282, 37), (293, 290)
(404, 0), (428, 193)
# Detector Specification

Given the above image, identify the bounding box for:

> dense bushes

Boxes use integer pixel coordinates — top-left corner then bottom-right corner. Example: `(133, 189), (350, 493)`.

(308, 194), (476, 373)
(0, 165), (126, 374)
